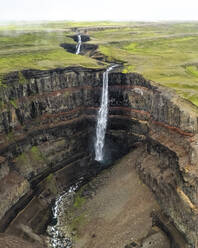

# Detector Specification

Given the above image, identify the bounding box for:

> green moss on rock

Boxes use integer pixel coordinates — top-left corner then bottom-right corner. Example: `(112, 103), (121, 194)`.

(9, 99), (18, 109)
(30, 146), (47, 162)
(73, 193), (86, 209)
(18, 71), (27, 84)
(15, 146), (47, 178)
(186, 65), (198, 77)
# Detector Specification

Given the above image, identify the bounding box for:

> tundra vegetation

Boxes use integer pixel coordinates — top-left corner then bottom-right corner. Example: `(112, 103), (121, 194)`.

(1, 21), (198, 105)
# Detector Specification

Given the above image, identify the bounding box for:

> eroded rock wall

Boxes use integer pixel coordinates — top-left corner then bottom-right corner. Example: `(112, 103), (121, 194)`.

(0, 67), (104, 235)
(0, 68), (198, 247)
(106, 72), (198, 247)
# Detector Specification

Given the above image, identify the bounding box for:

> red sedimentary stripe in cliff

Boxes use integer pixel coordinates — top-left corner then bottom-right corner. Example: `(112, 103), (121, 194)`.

(0, 116), (86, 150)
(40, 107), (84, 120)
(17, 85), (152, 103)
(87, 106), (151, 117)
(151, 120), (194, 137)
(0, 105), (194, 151)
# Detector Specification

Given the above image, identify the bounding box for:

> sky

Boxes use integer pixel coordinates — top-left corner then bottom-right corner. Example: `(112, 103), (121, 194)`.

(1, 0), (198, 22)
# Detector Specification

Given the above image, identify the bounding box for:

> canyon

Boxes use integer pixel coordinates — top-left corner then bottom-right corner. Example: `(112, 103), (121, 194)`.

(0, 63), (198, 248)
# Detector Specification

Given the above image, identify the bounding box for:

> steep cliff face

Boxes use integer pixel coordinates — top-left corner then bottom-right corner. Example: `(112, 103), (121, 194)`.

(0, 68), (104, 237)
(107, 73), (198, 247)
(0, 68), (198, 247)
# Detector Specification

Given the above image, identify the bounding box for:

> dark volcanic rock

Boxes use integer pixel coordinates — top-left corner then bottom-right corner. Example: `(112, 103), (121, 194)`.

(0, 67), (198, 247)
(69, 35), (90, 43)
(60, 43), (76, 53)
(60, 43), (98, 55)
(60, 35), (96, 55)
(81, 43), (98, 54)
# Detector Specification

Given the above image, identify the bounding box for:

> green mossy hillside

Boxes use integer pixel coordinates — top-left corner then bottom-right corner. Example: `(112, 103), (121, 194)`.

(89, 22), (198, 106)
(0, 26), (103, 74)
(1, 21), (198, 106)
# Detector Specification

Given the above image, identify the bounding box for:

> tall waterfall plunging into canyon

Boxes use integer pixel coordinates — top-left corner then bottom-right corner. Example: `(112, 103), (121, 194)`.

(95, 65), (117, 162)
(76, 34), (82, 54)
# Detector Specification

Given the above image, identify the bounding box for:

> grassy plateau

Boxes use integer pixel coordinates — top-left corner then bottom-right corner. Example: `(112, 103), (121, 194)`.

(1, 21), (198, 106)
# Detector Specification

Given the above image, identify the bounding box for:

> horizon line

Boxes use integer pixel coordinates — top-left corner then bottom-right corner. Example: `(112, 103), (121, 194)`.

(1, 19), (198, 25)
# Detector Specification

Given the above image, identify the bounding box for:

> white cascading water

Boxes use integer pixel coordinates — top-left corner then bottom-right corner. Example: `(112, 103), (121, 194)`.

(95, 65), (117, 162)
(47, 179), (83, 248)
(76, 34), (82, 55)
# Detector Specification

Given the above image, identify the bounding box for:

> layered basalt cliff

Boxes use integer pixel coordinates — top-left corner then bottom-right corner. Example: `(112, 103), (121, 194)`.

(0, 67), (104, 238)
(0, 67), (198, 247)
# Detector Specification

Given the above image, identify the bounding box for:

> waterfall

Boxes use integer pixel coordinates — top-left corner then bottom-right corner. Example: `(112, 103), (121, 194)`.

(95, 65), (117, 162)
(76, 34), (82, 55)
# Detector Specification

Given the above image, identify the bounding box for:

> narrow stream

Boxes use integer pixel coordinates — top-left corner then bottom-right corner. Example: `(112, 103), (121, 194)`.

(47, 179), (83, 248)
(47, 64), (119, 247)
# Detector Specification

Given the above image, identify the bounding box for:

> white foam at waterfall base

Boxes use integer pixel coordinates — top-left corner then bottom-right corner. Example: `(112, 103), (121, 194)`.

(76, 34), (81, 54)
(95, 65), (117, 162)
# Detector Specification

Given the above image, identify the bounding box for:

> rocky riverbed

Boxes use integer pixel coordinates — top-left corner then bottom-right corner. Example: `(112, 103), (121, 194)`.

(46, 179), (84, 248)
(50, 148), (171, 248)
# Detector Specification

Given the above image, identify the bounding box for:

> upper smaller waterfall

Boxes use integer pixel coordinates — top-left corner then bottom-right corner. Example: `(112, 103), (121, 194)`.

(76, 34), (82, 55)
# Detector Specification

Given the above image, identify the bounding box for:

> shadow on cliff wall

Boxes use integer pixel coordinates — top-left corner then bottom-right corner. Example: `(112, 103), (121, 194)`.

(86, 71), (141, 168)
(60, 34), (98, 56)
(60, 43), (98, 55)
